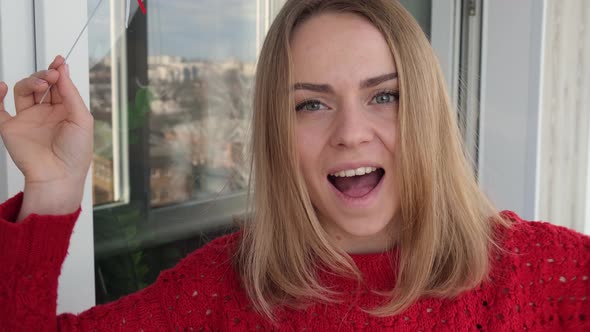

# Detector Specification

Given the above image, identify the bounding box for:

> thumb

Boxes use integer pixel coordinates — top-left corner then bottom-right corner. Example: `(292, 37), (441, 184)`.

(55, 63), (92, 128)
(0, 81), (11, 126)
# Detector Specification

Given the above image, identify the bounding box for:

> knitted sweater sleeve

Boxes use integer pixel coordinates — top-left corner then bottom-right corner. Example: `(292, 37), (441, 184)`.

(0, 193), (172, 332)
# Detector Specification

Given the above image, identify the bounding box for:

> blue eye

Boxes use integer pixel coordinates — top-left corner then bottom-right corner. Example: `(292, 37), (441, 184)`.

(371, 91), (399, 104)
(295, 100), (327, 112)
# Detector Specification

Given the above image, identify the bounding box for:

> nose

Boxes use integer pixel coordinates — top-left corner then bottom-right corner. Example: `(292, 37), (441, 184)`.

(329, 100), (374, 148)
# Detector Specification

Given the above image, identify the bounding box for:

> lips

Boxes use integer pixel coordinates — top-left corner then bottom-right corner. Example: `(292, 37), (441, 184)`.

(328, 168), (385, 198)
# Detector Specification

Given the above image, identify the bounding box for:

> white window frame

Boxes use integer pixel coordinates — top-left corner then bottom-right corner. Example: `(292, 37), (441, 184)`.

(92, 0), (131, 210)
(0, 1), (35, 201)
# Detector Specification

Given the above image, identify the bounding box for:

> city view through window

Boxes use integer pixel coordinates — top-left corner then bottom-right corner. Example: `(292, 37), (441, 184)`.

(89, 0), (256, 208)
(91, 55), (253, 207)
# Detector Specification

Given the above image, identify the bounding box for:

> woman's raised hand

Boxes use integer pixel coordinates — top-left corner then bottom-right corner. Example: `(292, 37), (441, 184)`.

(0, 56), (93, 220)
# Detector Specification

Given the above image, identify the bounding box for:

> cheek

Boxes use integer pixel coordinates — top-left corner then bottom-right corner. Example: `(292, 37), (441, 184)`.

(385, 129), (397, 153)
(375, 122), (397, 154)
(295, 123), (318, 173)
(369, 105), (398, 152)
(295, 116), (328, 160)
(295, 120), (328, 193)
(386, 113), (399, 152)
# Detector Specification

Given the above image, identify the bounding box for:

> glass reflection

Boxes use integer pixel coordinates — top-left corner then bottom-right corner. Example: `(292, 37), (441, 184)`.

(89, 0), (256, 207)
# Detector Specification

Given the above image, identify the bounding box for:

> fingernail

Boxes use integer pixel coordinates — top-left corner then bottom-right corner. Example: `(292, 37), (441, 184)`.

(35, 78), (47, 85)
(65, 64), (70, 77)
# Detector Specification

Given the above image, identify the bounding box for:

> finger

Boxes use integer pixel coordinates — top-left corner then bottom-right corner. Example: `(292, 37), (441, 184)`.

(0, 82), (12, 126)
(0, 109), (12, 127)
(48, 55), (65, 70)
(13, 75), (52, 111)
(50, 66), (64, 104)
(55, 63), (92, 128)
(50, 84), (61, 104)
(30, 69), (59, 104)
(40, 55), (64, 105)
(0, 81), (7, 112)
(30, 69), (59, 85)
(0, 108), (12, 127)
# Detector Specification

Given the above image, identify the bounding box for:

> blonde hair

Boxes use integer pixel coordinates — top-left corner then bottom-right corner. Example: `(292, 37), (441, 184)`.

(236, 0), (508, 321)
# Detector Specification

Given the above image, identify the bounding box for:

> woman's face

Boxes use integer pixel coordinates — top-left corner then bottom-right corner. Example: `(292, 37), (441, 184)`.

(291, 12), (400, 253)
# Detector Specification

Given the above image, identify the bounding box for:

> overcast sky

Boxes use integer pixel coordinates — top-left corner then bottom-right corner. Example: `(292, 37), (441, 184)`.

(88, 0), (257, 62)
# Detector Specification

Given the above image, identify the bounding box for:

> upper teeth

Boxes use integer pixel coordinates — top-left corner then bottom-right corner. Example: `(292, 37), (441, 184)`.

(330, 167), (378, 177)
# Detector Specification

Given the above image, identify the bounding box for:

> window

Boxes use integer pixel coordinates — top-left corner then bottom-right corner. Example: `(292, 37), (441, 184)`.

(88, 0), (437, 304)
(89, 0), (274, 303)
(399, 0), (432, 36)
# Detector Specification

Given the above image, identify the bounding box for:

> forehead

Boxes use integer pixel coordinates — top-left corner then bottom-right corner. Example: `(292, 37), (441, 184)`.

(290, 12), (397, 83)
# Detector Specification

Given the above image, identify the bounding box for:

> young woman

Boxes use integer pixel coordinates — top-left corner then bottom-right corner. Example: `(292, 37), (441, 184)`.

(0, 0), (588, 330)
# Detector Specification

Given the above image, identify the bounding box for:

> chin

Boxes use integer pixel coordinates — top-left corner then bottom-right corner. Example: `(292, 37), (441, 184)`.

(330, 214), (393, 238)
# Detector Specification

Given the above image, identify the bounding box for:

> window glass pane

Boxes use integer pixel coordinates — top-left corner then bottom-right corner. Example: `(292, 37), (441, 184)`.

(399, 0), (432, 36)
(147, 1), (255, 207)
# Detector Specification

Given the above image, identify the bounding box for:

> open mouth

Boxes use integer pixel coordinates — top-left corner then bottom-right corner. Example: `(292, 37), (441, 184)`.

(327, 167), (385, 198)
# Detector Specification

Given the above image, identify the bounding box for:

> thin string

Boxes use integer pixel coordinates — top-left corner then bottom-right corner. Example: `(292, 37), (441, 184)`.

(38, 0), (106, 104)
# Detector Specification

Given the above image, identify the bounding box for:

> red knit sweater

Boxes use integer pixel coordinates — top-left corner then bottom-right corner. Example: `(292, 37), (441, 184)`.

(0, 193), (589, 331)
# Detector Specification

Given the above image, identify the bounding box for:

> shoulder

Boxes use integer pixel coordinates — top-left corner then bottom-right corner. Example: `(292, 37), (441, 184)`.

(486, 212), (590, 329)
(499, 210), (590, 254)
(494, 210), (590, 285)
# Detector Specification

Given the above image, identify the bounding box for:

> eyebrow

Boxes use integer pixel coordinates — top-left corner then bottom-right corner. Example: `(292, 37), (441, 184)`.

(360, 72), (398, 88)
(293, 72), (398, 93)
